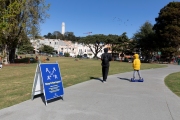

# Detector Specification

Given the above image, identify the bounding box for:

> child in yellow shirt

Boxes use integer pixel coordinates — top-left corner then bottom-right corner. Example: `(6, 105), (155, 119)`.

(132, 54), (142, 80)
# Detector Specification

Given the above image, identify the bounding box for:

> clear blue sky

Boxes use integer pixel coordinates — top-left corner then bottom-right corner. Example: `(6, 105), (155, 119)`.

(40, 0), (178, 38)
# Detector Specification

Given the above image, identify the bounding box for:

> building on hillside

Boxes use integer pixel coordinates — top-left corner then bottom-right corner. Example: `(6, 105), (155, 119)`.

(30, 39), (105, 58)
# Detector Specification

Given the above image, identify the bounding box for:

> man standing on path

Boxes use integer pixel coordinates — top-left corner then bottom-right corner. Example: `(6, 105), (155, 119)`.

(101, 48), (112, 83)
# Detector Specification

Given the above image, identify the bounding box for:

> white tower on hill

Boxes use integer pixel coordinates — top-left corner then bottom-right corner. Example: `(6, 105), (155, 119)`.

(62, 22), (65, 35)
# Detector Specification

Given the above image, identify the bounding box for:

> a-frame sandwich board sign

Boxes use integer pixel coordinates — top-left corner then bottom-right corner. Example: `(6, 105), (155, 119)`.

(31, 62), (64, 105)
(31, 63), (43, 98)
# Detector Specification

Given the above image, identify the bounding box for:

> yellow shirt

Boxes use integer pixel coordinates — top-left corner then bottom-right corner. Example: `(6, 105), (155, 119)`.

(132, 54), (141, 70)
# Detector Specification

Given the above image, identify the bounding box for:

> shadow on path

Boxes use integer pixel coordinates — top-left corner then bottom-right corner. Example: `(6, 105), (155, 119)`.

(118, 77), (131, 82)
(90, 77), (103, 82)
(33, 94), (63, 105)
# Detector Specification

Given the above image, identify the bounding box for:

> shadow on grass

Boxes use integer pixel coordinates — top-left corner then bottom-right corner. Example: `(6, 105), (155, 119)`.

(117, 77), (131, 82)
(32, 93), (63, 105)
(90, 77), (103, 82)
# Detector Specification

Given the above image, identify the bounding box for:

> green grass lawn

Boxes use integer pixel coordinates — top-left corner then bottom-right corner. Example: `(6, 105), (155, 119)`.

(165, 72), (180, 97)
(0, 57), (168, 109)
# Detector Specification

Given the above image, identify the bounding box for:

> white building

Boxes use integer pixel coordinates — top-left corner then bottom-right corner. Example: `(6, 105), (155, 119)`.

(30, 38), (104, 58)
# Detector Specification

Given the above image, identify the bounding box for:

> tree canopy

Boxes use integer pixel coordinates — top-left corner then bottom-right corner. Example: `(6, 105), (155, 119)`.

(153, 2), (180, 57)
(79, 34), (107, 58)
(44, 31), (64, 39)
(0, 0), (50, 63)
(105, 33), (130, 58)
(133, 21), (157, 59)
(39, 45), (54, 54)
(17, 44), (34, 54)
(78, 33), (132, 58)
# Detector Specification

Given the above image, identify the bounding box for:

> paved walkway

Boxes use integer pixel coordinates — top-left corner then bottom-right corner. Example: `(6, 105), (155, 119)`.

(0, 65), (180, 120)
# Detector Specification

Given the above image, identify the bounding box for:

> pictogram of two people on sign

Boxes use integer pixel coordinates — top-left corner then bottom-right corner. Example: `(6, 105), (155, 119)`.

(46, 67), (58, 80)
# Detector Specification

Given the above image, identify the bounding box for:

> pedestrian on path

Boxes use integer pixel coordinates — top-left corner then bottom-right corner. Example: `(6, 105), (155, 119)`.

(132, 53), (142, 79)
(101, 48), (112, 83)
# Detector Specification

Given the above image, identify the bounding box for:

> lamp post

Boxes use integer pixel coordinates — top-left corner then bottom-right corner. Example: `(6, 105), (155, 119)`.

(139, 48), (142, 59)
(139, 48), (141, 55)
(58, 39), (59, 55)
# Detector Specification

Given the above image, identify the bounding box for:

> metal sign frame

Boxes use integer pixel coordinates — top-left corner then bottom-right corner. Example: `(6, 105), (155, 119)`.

(31, 62), (64, 105)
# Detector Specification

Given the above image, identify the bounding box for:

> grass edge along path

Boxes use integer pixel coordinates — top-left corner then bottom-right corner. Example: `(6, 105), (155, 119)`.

(165, 72), (180, 97)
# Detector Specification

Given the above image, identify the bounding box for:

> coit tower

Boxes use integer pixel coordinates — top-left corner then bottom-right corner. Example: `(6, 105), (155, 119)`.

(62, 22), (65, 35)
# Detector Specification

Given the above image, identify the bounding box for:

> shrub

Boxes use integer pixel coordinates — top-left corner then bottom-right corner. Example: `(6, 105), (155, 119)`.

(64, 52), (70, 57)
(14, 57), (38, 63)
(123, 58), (128, 62)
(77, 55), (82, 58)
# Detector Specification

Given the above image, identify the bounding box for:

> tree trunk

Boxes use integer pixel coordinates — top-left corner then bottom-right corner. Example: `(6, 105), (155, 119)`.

(9, 48), (16, 63)
(93, 53), (98, 59)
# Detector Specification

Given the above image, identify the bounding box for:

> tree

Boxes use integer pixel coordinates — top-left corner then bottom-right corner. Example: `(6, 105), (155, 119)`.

(126, 39), (137, 55)
(17, 44), (34, 54)
(153, 2), (180, 58)
(53, 31), (64, 39)
(133, 21), (157, 59)
(117, 33), (130, 55)
(0, 0), (50, 63)
(17, 36), (34, 54)
(64, 32), (76, 42)
(43, 31), (76, 41)
(79, 34), (107, 58)
(44, 32), (54, 39)
(105, 34), (119, 58)
(39, 45), (54, 54)
(105, 33), (130, 59)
